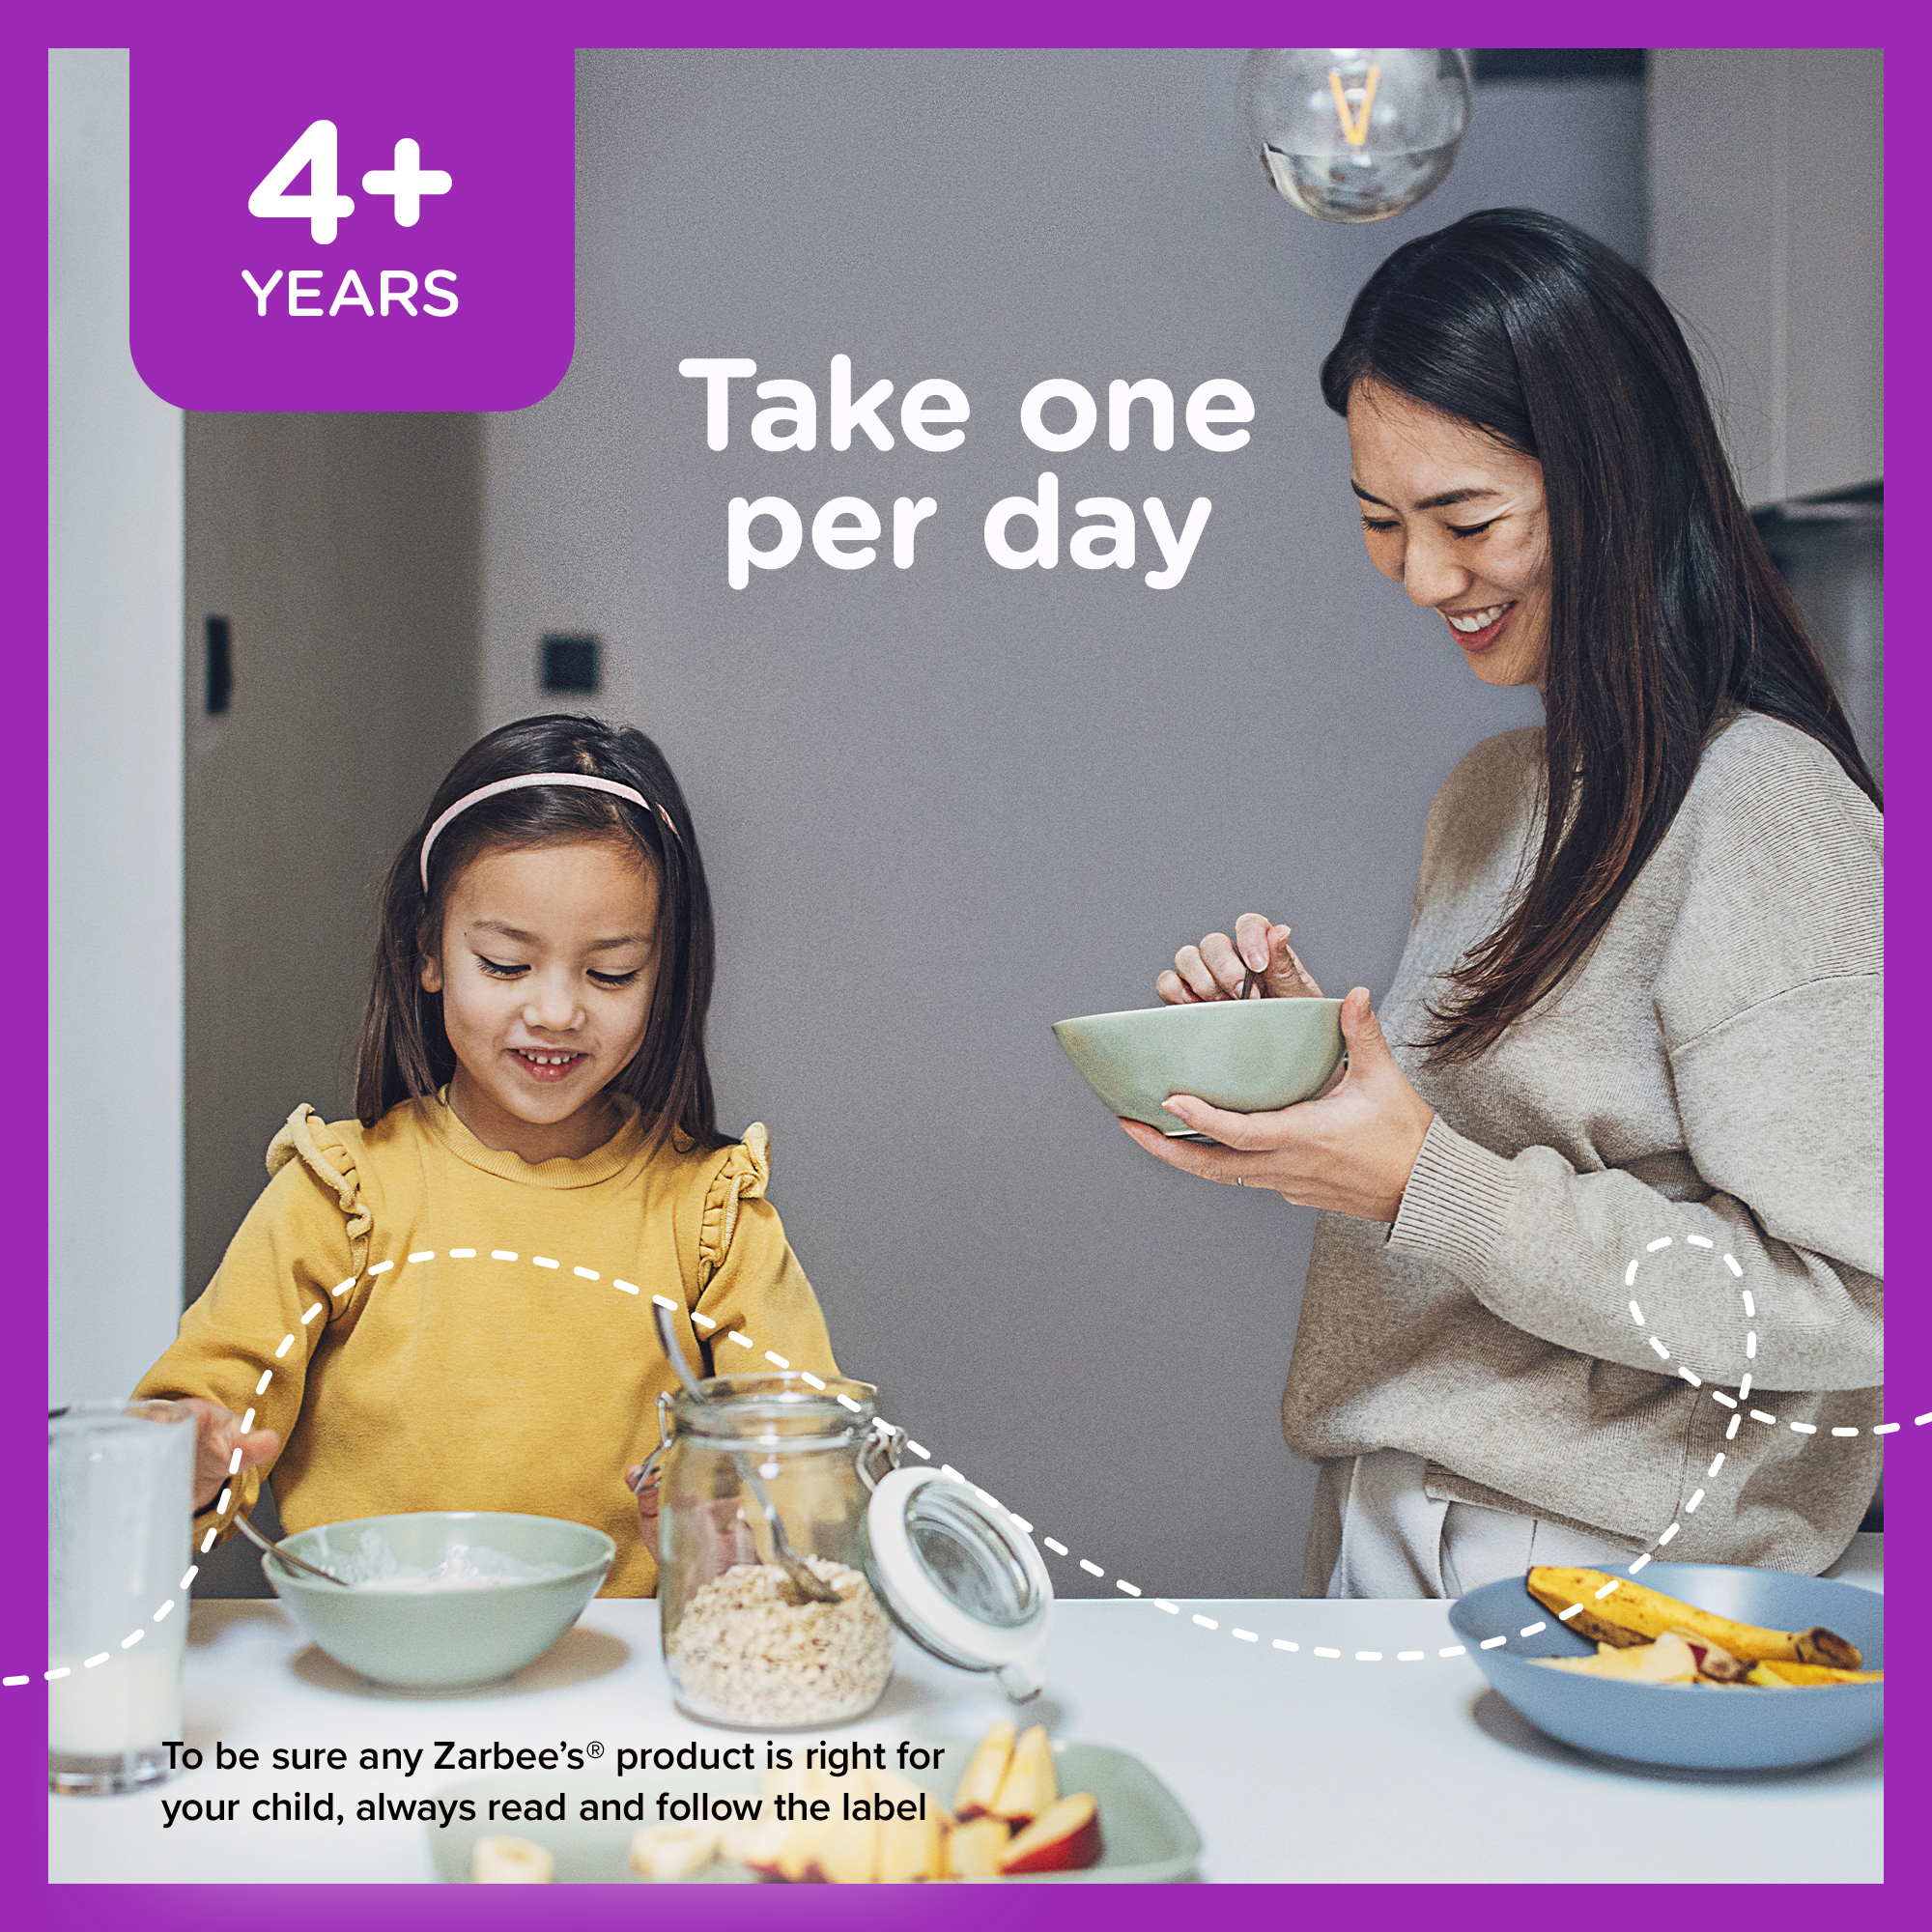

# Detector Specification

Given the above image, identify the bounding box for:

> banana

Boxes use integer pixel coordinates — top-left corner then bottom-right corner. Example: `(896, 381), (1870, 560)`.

(1525, 1567), (1862, 1669)
(471, 1835), (554, 1883)
(1746, 1659), (1884, 1688)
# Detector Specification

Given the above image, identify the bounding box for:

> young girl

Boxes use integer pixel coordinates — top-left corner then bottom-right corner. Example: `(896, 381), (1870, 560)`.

(135, 714), (838, 1595)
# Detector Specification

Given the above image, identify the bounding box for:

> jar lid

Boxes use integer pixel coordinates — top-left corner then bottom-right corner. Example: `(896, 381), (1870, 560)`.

(864, 1468), (1053, 1701)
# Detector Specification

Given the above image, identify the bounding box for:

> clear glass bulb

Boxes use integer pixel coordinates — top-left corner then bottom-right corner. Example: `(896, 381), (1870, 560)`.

(1240, 48), (1473, 224)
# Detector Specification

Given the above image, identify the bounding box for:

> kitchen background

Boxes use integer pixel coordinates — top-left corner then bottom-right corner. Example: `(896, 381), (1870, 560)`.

(50, 47), (1883, 1598)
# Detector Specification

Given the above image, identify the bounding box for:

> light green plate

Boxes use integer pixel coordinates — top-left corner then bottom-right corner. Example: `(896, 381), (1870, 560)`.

(429, 1740), (1202, 1884)
(1054, 998), (1345, 1138)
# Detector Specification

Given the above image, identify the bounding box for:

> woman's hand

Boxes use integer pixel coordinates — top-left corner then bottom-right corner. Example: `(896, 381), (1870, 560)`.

(177, 1398), (280, 1511)
(1158, 914), (1323, 1005)
(1121, 986), (1435, 1223)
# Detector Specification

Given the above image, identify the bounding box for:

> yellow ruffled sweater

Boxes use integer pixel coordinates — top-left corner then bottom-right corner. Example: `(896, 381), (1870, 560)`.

(134, 1096), (838, 1595)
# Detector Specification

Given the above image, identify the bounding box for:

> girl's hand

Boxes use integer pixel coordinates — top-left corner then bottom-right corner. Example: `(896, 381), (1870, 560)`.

(629, 1464), (662, 1550)
(626, 1468), (759, 1576)
(1121, 987), (1434, 1223)
(178, 1398), (280, 1512)
(1158, 915), (1323, 1005)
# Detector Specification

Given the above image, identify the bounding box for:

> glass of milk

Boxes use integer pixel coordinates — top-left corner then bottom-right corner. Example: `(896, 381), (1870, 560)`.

(48, 1401), (195, 1794)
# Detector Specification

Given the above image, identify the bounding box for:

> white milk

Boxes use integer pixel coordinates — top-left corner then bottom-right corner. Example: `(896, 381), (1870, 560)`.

(47, 1632), (185, 1755)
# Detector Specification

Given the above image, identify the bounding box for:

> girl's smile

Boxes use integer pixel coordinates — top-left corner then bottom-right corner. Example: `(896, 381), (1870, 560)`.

(421, 838), (662, 1162)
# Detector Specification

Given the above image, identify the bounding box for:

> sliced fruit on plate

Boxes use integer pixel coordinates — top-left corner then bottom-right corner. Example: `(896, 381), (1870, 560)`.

(1747, 1659), (1885, 1687)
(628, 1822), (721, 1879)
(945, 1815), (1010, 1879)
(953, 1719), (1014, 1819)
(814, 1814), (882, 1885)
(1526, 1566), (1862, 1667)
(991, 1723), (1058, 1826)
(1534, 1631), (1699, 1682)
(997, 1792), (1102, 1874)
(472, 1834), (554, 1883)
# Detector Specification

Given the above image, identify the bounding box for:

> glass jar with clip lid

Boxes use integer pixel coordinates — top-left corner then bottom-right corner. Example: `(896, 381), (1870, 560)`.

(641, 1306), (1053, 1728)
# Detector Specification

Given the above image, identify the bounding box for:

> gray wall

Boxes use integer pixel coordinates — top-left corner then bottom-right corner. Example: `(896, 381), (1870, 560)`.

(184, 416), (482, 1303)
(48, 51), (186, 1406)
(479, 52), (1647, 1596)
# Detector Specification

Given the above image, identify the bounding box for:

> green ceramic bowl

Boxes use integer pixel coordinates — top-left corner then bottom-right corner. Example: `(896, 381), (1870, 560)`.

(263, 1510), (615, 1693)
(1054, 998), (1345, 1137)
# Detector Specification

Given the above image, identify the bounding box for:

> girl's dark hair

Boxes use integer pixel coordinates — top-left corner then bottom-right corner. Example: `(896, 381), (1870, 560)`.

(354, 714), (727, 1150)
(1321, 207), (1881, 1063)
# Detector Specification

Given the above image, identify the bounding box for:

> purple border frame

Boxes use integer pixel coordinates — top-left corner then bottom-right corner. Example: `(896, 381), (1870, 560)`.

(13, 3), (1923, 1924)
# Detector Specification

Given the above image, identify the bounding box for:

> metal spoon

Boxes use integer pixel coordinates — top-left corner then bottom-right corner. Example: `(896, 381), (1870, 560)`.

(234, 1511), (349, 1586)
(650, 1300), (841, 1605)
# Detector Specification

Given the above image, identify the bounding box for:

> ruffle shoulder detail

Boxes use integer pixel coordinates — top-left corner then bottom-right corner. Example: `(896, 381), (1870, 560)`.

(266, 1104), (375, 1251)
(696, 1122), (771, 1291)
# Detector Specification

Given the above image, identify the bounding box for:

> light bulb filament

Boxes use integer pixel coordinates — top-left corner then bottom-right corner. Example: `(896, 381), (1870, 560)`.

(1327, 65), (1381, 147)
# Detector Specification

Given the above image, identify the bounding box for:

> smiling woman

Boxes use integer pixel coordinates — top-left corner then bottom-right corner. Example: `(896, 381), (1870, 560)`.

(1131, 209), (1883, 1599)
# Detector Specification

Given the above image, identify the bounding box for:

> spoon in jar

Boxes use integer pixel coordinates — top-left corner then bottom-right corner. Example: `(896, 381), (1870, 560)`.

(650, 1300), (841, 1605)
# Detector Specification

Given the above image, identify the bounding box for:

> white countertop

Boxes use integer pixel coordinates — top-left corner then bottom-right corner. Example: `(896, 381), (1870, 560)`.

(49, 1536), (1884, 1886)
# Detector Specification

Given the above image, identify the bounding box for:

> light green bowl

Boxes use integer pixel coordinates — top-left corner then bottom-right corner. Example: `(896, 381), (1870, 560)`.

(264, 1510), (615, 1693)
(1054, 998), (1345, 1137)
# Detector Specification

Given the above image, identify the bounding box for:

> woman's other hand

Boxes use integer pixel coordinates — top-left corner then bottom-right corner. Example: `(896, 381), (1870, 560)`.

(178, 1397), (280, 1511)
(1158, 915), (1323, 1005)
(1122, 986), (1434, 1223)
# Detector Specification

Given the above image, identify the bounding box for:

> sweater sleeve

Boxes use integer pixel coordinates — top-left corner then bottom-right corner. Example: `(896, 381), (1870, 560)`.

(689, 1123), (839, 1380)
(131, 1106), (368, 1541)
(1388, 729), (1882, 1395)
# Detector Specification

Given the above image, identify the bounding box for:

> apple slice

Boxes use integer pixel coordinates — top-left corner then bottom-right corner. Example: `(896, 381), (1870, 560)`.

(944, 1815), (1009, 1879)
(815, 1815), (881, 1885)
(997, 1792), (1102, 1875)
(952, 1719), (1014, 1819)
(991, 1724), (1058, 1827)
(721, 1815), (789, 1875)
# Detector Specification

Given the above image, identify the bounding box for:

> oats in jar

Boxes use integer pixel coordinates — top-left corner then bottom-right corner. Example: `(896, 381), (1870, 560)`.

(667, 1556), (894, 1726)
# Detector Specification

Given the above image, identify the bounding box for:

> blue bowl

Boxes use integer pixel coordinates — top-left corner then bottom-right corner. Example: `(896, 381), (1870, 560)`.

(1448, 1563), (1884, 1771)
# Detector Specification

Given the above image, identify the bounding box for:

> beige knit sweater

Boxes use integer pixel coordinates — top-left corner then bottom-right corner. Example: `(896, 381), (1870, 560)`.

(1283, 714), (1883, 1577)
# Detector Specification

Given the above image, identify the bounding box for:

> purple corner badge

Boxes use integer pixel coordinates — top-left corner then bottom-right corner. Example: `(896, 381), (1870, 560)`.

(128, 32), (574, 412)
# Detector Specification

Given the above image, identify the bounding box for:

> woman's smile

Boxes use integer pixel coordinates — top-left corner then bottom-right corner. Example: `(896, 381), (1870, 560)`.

(1346, 379), (1552, 690)
(1443, 601), (1518, 650)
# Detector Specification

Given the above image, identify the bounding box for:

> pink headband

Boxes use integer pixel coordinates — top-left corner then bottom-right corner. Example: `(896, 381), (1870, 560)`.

(419, 773), (681, 893)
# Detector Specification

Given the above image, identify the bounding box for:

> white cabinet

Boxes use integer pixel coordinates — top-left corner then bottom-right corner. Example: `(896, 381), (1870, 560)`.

(1648, 49), (1882, 508)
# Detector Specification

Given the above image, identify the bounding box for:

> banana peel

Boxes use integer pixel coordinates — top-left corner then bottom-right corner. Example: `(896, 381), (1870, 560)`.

(1747, 1659), (1884, 1688)
(1526, 1567), (1862, 1669)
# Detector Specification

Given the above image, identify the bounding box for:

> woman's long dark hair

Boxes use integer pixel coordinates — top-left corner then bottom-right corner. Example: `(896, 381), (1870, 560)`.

(1321, 208), (1880, 1063)
(354, 714), (726, 1151)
